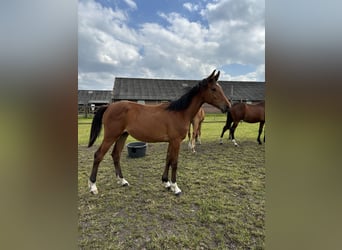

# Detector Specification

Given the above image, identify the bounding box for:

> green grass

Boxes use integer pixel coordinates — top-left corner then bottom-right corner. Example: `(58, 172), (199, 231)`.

(78, 114), (265, 249)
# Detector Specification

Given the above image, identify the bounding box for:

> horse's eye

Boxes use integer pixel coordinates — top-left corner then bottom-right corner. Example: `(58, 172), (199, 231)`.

(211, 88), (216, 92)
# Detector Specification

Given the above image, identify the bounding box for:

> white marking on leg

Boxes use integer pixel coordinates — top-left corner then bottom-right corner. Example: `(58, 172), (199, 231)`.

(232, 139), (238, 147)
(198, 136), (201, 145)
(188, 141), (196, 153)
(219, 138), (223, 144)
(117, 177), (129, 186)
(88, 180), (98, 194)
(163, 181), (171, 189)
(170, 182), (182, 195)
(188, 141), (192, 151)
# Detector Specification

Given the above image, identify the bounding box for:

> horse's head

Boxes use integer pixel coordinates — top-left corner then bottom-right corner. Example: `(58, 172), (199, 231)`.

(200, 70), (231, 113)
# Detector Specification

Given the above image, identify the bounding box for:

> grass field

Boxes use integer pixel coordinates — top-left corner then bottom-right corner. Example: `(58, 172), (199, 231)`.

(78, 114), (265, 249)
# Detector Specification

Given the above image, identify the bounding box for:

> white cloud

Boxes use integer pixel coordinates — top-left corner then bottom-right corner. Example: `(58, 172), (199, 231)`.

(202, 0), (265, 65)
(183, 2), (199, 12)
(123, 0), (137, 10)
(221, 64), (265, 81)
(139, 13), (220, 78)
(78, 0), (140, 83)
(78, 71), (116, 90)
(78, 0), (265, 89)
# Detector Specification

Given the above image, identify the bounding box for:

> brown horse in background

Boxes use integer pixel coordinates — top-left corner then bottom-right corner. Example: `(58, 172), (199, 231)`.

(220, 101), (265, 146)
(87, 70), (231, 196)
(188, 107), (205, 153)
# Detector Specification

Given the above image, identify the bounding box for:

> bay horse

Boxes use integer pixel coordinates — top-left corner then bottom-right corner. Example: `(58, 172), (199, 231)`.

(188, 107), (205, 153)
(219, 101), (265, 146)
(87, 70), (231, 196)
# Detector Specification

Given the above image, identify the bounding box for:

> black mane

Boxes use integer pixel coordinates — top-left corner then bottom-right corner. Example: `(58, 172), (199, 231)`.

(166, 79), (207, 111)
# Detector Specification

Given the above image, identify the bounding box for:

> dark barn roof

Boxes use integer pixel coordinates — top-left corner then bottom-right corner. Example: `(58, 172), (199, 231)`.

(78, 90), (112, 105)
(113, 77), (265, 102)
(225, 81), (265, 102)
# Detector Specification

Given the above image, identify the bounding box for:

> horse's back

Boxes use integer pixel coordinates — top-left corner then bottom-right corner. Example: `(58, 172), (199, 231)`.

(105, 101), (166, 116)
(247, 102), (265, 122)
(231, 102), (264, 123)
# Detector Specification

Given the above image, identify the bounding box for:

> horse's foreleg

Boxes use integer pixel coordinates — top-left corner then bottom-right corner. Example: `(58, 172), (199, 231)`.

(169, 141), (182, 195)
(220, 124), (229, 144)
(112, 132), (129, 186)
(162, 144), (172, 189)
(89, 138), (115, 194)
(257, 122), (265, 145)
(231, 122), (239, 147)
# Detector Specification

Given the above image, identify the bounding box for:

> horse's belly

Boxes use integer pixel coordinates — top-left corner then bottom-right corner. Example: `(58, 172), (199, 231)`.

(127, 127), (169, 143)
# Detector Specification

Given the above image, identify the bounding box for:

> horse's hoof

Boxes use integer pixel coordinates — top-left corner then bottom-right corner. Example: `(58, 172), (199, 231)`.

(175, 191), (182, 196)
(117, 177), (129, 186)
(88, 180), (98, 194)
(163, 181), (171, 190)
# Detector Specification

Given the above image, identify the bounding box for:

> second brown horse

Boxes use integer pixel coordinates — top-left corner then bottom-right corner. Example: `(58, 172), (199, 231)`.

(220, 101), (265, 146)
(87, 70), (231, 196)
(188, 107), (205, 153)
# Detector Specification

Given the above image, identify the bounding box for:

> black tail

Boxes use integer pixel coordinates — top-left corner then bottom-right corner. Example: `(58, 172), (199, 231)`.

(88, 106), (108, 147)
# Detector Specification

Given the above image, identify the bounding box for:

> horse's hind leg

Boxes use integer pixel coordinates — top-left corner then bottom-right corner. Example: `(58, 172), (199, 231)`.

(190, 122), (199, 153)
(187, 123), (193, 152)
(187, 123), (191, 144)
(89, 138), (116, 194)
(257, 121), (265, 145)
(111, 132), (129, 186)
(197, 121), (203, 144)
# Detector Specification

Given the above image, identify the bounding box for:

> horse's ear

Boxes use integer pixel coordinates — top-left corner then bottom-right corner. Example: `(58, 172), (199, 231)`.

(208, 69), (216, 79)
(214, 70), (220, 81)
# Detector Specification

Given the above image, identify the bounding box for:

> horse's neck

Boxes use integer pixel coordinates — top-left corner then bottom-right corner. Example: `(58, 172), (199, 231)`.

(184, 95), (204, 121)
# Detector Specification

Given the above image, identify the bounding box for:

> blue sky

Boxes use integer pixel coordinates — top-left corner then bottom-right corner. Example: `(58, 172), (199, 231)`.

(78, 0), (265, 90)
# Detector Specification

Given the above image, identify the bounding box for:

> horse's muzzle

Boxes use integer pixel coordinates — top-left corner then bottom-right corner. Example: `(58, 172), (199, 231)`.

(221, 105), (230, 113)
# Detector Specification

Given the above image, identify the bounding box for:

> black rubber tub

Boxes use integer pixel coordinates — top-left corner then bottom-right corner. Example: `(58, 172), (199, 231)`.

(126, 142), (147, 158)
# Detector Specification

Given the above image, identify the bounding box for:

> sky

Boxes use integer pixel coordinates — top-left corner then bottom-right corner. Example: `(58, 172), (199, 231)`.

(78, 0), (265, 90)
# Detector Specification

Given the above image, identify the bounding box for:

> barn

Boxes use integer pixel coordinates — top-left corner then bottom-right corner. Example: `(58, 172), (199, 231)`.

(78, 90), (112, 116)
(113, 77), (265, 113)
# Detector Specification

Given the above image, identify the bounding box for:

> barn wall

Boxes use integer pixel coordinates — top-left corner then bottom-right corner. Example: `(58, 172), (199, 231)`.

(201, 103), (221, 113)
